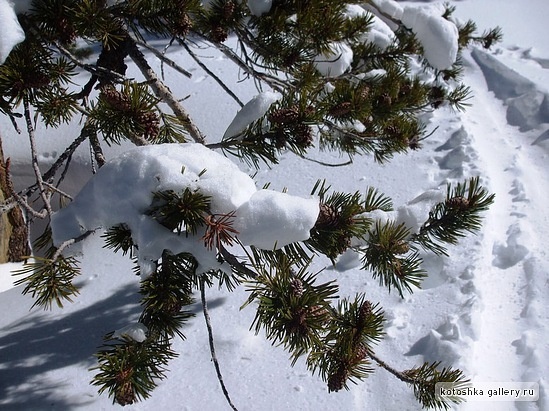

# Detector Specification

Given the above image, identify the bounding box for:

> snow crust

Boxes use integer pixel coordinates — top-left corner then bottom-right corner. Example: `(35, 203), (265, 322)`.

(402, 6), (459, 70)
(223, 91), (281, 138)
(0, 0), (26, 65)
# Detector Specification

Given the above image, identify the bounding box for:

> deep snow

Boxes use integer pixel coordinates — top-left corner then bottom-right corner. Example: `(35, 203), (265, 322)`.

(0, 1), (548, 410)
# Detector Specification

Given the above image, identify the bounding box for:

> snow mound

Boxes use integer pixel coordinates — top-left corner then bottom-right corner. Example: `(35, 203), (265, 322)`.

(51, 143), (320, 272)
(313, 42), (353, 77)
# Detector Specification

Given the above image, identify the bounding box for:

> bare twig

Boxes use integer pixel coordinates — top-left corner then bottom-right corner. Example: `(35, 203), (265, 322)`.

(180, 41), (244, 107)
(368, 350), (417, 385)
(133, 37), (193, 79)
(88, 127), (106, 169)
(198, 34), (288, 92)
(52, 229), (97, 261)
(219, 244), (258, 279)
(53, 41), (130, 84)
(127, 38), (206, 144)
(23, 96), (53, 218)
(200, 280), (239, 411)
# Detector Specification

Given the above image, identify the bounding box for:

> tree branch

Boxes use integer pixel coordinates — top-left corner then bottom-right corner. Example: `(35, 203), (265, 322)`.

(200, 280), (239, 411)
(127, 38), (206, 144)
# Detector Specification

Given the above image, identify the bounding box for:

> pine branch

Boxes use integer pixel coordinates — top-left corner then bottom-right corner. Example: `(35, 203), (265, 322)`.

(411, 177), (495, 256)
(127, 37), (206, 144)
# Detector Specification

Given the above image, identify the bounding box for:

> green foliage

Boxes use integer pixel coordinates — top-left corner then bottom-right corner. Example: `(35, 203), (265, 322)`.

(146, 188), (211, 235)
(363, 221), (426, 297)
(92, 337), (178, 406)
(12, 255), (81, 309)
(411, 177), (495, 256)
(404, 362), (470, 410)
(243, 252), (338, 362)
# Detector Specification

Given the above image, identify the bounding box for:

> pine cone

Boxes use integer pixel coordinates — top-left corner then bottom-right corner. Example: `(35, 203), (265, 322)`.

(173, 13), (193, 37)
(352, 343), (369, 363)
(292, 124), (313, 148)
(268, 106), (300, 124)
(115, 369), (136, 406)
(358, 86), (370, 101)
(328, 364), (349, 392)
(223, 1), (236, 20)
(289, 277), (304, 297)
(316, 203), (340, 229)
(211, 26), (228, 43)
(392, 240), (410, 255)
(136, 111), (160, 139)
(329, 101), (353, 118)
(101, 86), (132, 112)
(446, 196), (470, 210)
(358, 300), (373, 322)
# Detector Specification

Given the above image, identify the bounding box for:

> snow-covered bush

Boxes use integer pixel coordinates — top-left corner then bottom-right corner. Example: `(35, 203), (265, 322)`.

(0, 0), (501, 409)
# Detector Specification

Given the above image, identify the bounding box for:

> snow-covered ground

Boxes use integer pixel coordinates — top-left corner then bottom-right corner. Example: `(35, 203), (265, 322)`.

(0, 1), (548, 410)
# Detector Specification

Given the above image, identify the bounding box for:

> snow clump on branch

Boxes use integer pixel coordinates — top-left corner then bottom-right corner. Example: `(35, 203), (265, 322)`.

(402, 5), (459, 70)
(0, 0), (28, 65)
(51, 144), (319, 275)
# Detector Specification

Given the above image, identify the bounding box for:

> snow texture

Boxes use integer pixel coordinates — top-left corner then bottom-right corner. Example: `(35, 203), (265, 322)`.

(402, 6), (459, 70)
(223, 91), (281, 138)
(363, 14), (396, 50)
(233, 189), (319, 250)
(247, 0), (272, 17)
(0, 0), (26, 65)
(313, 42), (353, 77)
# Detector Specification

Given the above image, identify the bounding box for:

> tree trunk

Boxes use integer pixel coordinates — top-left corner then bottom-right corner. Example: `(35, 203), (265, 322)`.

(0, 137), (30, 262)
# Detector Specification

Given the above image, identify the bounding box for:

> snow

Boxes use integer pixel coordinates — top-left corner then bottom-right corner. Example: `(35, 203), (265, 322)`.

(51, 143), (258, 275)
(0, 1), (549, 410)
(402, 5), (459, 70)
(313, 42), (354, 77)
(247, 0), (272, 17)
(371, 0), (404, 20)
(233, 189), (319, 250)
(223, 91), (281, 139)
(112, 323), (148, 343)
(0, 0), (26, 65)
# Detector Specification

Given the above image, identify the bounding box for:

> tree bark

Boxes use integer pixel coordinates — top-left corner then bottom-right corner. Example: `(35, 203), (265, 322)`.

(0, 138), (30, 262)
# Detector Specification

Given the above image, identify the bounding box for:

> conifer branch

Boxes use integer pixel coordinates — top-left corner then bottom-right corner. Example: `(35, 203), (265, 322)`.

(127, 38), (206, 144)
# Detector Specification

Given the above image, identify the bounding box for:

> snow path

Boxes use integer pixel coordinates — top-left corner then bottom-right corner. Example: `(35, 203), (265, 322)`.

(455, 49), (549, 410)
